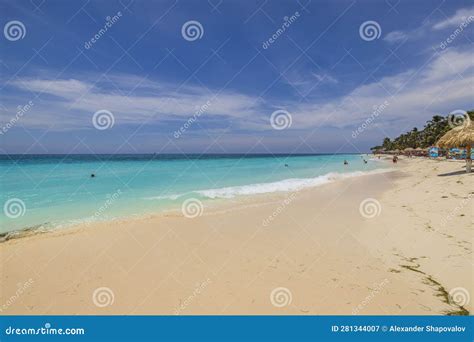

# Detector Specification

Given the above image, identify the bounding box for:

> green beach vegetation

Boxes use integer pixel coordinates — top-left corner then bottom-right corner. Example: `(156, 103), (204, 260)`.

(371, 110), (474, 152)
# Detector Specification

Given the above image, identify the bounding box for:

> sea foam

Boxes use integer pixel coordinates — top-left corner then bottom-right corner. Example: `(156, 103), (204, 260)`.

(145, 168), (393, 200)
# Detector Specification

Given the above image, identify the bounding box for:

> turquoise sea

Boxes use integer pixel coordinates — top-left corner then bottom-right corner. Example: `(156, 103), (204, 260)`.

(0, 154), (388, 234)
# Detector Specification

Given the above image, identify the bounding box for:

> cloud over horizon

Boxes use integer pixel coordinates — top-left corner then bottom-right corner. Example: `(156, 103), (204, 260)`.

(1, 1), (473, 153)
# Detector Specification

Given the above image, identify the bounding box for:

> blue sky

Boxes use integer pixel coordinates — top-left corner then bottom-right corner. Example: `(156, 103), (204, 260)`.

(1, 0), (473, 154)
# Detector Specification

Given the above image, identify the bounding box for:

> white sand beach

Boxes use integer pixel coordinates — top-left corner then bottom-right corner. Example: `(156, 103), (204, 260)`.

(0, 157), (472, 315)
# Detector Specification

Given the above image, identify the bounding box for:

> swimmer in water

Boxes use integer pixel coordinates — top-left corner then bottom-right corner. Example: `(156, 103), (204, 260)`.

(90, 173), (95, 178)
(344, 160), (348, 165)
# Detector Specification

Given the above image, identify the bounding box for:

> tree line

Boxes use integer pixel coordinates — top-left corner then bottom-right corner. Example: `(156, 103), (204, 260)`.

(371, 110), (473, 151)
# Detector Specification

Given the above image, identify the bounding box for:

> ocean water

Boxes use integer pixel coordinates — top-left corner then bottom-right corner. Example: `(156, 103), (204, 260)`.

(0, 154), (387, 234)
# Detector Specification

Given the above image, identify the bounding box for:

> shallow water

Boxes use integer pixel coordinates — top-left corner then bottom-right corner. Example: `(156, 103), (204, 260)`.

(0, 154), (386, 233)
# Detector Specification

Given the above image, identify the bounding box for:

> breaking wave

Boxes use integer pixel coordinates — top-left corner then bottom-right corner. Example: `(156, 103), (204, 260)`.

(144, 168), (393, 200)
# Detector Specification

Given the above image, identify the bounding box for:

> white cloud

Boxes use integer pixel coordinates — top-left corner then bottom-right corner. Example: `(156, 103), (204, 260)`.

(281, 69), (338, 97)
(383, 30), (407, 43)
(3, 76), (262, 129)
(311, 73), (338, 84)
(384, 6), (474, 44)
(284, 49), (474, 131)
(432, 7), (474, 30)
(12, 78), (92, 97)
(2, 48), (472, 138)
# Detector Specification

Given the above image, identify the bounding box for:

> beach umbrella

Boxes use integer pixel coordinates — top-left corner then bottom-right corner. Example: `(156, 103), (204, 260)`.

(437, 122), (474, 173)
(403, 147), (414, 156)
(413, 147), (424, 156)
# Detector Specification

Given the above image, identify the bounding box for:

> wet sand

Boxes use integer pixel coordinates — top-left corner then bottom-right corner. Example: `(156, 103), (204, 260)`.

(0, 157), (472, 315)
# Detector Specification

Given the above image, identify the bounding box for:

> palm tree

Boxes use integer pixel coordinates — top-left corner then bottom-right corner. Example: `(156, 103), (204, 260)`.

(371, 110), (473, 152)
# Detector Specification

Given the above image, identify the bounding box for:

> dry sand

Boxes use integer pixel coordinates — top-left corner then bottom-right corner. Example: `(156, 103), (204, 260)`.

(0, 157), (472, 315)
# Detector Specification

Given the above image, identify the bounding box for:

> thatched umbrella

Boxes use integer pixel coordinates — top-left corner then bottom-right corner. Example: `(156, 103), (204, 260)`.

(414, 147), (424, 156)
(404, 147), (414, 157)
(437, 122), (474, 173)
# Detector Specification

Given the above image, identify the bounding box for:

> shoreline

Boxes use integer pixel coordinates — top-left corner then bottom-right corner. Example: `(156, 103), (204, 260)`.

(0, 157), (471, 315)
(1, 166), (393, 242)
